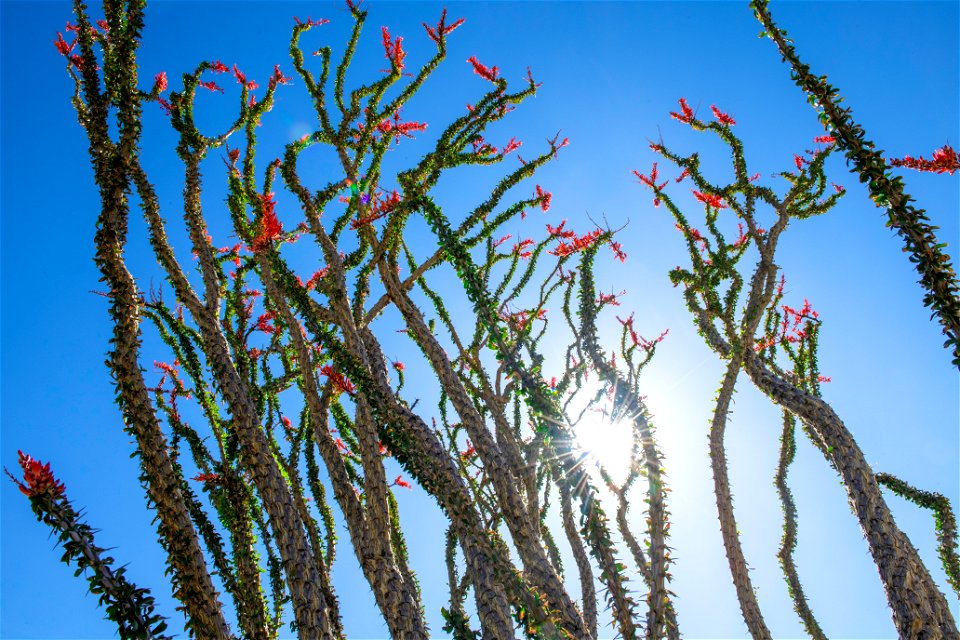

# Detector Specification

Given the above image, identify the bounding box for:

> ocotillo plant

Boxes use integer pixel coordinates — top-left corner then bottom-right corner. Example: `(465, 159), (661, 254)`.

(27, 1), (678, 638)
(637, 98), (959, 638)
(752, 0), (960, 369)
(11, 1), (957, 639)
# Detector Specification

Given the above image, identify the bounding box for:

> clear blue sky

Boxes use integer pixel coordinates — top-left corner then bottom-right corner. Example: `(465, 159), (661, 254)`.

(2, 1), (957, 639)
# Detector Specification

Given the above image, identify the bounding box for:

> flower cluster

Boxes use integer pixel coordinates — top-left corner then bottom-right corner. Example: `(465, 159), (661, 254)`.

(12, 451), (66, 499)
(320, 365), (356, 395)
(467, 56), (499, 82)
(381, 27), (406, 71)
(534, 184), (552, 212)
(252, 192), (283, 252)
(423, 9), (465, 43)
(617, 314), (669, 351)
(692, 190), (726, 209)
(710, 104), (736, 126)
(889, 144), (959, 175)
(548, 229), (602, 258)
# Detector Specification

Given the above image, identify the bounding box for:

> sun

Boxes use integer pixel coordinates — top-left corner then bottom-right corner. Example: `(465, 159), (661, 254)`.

(570, 388), (638, 487)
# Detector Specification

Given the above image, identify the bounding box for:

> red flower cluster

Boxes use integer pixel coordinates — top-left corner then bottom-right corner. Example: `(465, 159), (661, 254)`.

(675, 223), (708, 253)
(53, 31), (84, 69)
(692, 190), (726, 209)
(305, 267), (328, 291)
(320, 365), (356, 395)
(535, 185), (552, 212)
(13, 451), (66, 499)
(153, 71), (168, 93)
(381, 27), (406, 71)
(192, 472), (222, 485)
(513, 238), (534, 259)
(467, 56), (499, 82)
(814, 135), (836, 144)
(634, 162), (669, 191)
(597, 291), (622, 306)
(548, 229), (603, 258)
(376, 111), (427, 142)
(502, 308), (547, 331)
(669, 97), (695, 124)
(546, 220), (574, 238)
(252, 192), (283, 252)
(609, 241), (627, 262)
(351, 189), (403, 229)
(502, 138), (522, 155)
(460, 440), (477, 460)
(268, 65), (293, 91)
(616, 315), (668, 351)
(889, 144), (959, 175)
(710, 104), (736, 126)
(232, 65), (258, 91)
(423, 9), (465, 43)
(394, 476), (412, 489)
(755, 298), (821, 352)
(255, 312), (276, 335)
(732, 222), (750, 249)
(199, 80), (223, 94)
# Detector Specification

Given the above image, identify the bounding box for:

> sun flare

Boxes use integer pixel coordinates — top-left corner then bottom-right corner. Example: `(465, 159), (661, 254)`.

(571, 397), (637, 486)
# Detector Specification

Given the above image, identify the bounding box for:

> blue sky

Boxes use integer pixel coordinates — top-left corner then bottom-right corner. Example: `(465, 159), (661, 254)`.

(2, 1), (957, 639)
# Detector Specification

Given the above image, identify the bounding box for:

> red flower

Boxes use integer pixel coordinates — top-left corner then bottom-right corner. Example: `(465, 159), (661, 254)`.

(53, 32), (75, 57)
(890, 144), (960, 175)
(252, 192), (283, 252)
(191, 472), (222, 485)
(153, 71), (168, 93)
(255, 312), (276, 334)
(381, 27), (406, 71)
(549, 229), (603, 258)
(502, 138), (522, 155)
(210, 60), (228, 74)
(460, 441), (477, 460)
(467, 56), (499, 82)
(268, 65), (292, 90)
(633, 163), (668, 191)
(609, 241), (627, 263)
(546, 220), (575, 239)
(306, 267), (329, 291)
(692, 190), (726, 209)
(12, 451), (66, 499)
(794, 154), (805, 170)
(814, 135), (836, 144)
(320, 365), (356, 395)
(669, 97), (694, 124)
(394, 476), (412, 489)
(710, 104), (736, 126)
(512, 238), (534, 259)
(199, 80), (223, 93)
(232, 65), (258, 91)
(598, 292), (621, 306)
(376, 111), (426, 143)
(535, 185), (551, 212)
(423, 9), (465, 43)
(393, 361), (405, 372)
